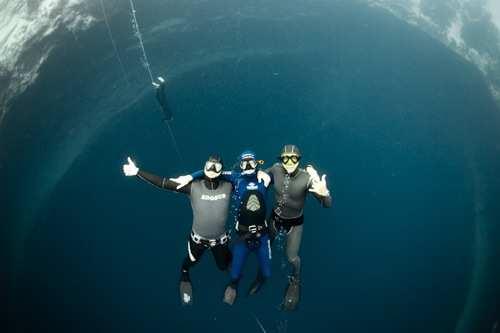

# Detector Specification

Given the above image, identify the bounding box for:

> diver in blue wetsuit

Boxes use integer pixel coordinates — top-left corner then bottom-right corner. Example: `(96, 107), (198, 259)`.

(178, 151), (272, 305)
(222, 151), (272, 305)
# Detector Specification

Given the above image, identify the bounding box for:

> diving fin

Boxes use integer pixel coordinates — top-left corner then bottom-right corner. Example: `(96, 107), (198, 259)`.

(223, 285), (237, 305)
(282, 277), (300, 311)
(179, 280), (193, 306)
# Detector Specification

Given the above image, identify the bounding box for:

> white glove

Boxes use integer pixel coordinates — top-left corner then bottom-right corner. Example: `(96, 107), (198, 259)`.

(257, 170), (271, 187)
(306, 165), (321, 182)
(123, 157), (139, 176)
(309, 174), (330, 197)
(169, 175), (193, 190)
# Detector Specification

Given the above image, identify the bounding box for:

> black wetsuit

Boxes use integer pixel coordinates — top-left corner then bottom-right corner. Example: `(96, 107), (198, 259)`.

(155, 81), (173, 121)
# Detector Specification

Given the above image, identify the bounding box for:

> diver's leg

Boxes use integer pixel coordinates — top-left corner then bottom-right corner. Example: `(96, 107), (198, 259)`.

(229, 239), (249, 282)
(255, 234), (272, 286)
(211, 242), (232, 271)
(179, 237), (206, 305)
(248, 220), (278, 295)
(180, 237), (206, 280)
(223, 238), (249, 305)
(269, 218), (279, 243)
(283, 225), (303, 311)
(286, 224), (303, 279)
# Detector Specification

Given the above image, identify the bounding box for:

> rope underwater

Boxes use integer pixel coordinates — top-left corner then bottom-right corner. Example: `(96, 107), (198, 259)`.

(163, 118), (184, 164)
(99, 0), (130, 86)
(128, 0), (183, 163)
(129, 0), (154, 84)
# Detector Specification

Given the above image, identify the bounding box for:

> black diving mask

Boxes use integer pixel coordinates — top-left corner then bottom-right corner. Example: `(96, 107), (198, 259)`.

(205, 161), (223, 173)
(240, 159), (257, 170)
(280, 155), (300, 164)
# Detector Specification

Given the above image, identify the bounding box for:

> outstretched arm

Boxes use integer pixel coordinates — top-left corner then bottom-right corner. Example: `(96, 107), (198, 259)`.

(122, 157), (190, 194)
(137, 170), (191, 194)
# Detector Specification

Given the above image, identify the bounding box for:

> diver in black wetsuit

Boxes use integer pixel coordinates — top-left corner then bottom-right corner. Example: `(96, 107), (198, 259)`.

(152, 76), (173, 121)
(122, 155), (232, 305)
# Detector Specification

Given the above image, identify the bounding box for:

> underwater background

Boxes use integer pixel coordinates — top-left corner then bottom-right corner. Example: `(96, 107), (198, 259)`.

(2, 0), (500, 332)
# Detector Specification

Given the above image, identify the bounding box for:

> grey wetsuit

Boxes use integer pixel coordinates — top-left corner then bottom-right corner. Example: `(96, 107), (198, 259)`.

(189, 180), (232, 239)
(136, 170), (233, 276)
(267, 163), (332, 219)
(137, 170), (232, 239)
(266, 163), (332, 279)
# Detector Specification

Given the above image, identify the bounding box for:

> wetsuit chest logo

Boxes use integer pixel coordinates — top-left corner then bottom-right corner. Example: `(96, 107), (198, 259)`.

(246, 182), (258, 190)
(200, 193), (227, 201)
(246, 194), (261, 211)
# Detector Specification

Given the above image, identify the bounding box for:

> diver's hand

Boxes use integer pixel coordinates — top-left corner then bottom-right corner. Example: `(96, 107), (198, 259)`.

(257, 170), (271, 187)
(123, 157), (139, 176)
(169, 175), (193, 190)
(309, 174), (330, 197)
(306, 165), (321, 183)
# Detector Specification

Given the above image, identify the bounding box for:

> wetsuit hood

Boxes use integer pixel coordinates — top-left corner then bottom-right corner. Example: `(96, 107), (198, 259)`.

(280, 144), (301, 157)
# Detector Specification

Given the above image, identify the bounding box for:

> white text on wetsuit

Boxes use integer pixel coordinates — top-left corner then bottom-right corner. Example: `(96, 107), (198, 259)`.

(200, 194), (227, 201)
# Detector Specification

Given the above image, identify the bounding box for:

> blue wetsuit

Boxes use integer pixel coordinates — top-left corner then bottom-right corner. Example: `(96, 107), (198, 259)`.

(192, 170), (272, 283)
(226, 171), (271, 282)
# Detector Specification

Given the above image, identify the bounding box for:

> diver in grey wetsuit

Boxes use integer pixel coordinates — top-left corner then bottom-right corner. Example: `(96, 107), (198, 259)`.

(122, 155), (232, 305)
(249, 144), (332, 311)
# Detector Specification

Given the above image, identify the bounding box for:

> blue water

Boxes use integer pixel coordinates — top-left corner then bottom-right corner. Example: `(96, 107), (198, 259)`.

(3, 1), (500, 332)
